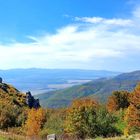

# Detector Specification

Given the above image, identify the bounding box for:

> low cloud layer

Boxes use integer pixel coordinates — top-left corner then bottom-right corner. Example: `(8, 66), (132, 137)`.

(0, 6), (140, 71)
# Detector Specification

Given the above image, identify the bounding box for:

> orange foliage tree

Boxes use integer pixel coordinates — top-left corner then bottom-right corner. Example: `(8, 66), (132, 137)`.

(24, 108), (46, 136)
(125, 83), (140, 134)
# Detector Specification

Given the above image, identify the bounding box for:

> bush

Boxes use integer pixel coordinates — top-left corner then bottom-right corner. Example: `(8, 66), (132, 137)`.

(0, 101), (26, 129)
(64, 99), (120, 139)
(42, 108), (66, 135)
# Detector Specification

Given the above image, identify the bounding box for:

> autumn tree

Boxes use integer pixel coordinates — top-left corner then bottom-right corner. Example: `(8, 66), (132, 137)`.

(125, 83), (140, 134)
(107, 91), (130, 112)
(64, 98), (119, 138)
(24, 108), (46, 136)
(64, 98), (98, 138)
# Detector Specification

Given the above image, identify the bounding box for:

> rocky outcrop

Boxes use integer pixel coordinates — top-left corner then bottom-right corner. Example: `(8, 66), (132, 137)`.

(0, 78), (2, 83)
(26, 91), (40, 109)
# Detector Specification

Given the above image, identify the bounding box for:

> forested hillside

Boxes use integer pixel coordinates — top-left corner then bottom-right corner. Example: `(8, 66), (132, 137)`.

(37, 70), (140, 108)
(0, 78), (140, 139)
(0, 81), (27, 130)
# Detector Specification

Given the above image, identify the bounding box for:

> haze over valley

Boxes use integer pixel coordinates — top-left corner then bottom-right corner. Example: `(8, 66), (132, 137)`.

(0, 68), (120, 94)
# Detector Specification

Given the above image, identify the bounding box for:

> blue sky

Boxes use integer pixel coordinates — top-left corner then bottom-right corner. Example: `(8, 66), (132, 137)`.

(0, 0), (140, 71)
(0, 0), (132, 42)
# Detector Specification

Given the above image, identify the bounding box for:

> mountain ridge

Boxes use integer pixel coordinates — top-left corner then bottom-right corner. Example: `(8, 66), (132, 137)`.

(0, 68), (120, 94)
(37, 70), (140, 108)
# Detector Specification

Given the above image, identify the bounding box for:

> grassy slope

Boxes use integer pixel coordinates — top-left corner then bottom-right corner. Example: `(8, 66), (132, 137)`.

(0, 134), (139, 140)
(37, 71), (140, 108)
(0, 82), (26, 108)
(0, 136), (8, 140)
(93, 134), (140, 140)
(0, 134), (26, 140)
(0, 137), (6, 140)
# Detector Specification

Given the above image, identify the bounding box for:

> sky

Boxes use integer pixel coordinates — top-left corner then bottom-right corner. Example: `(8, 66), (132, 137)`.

(0, 0), (140, 72)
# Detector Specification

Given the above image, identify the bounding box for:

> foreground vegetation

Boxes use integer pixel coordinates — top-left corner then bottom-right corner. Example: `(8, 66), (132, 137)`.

(93, 134), (140, 140)
(0, 82), (140, 139)
(0, 137), (6, 140)
(0, 134), (140, 140)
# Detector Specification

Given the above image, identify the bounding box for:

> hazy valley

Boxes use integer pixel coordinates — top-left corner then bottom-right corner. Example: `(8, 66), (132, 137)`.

(37, 70), (140, 108)
(0, 68), (120, 94)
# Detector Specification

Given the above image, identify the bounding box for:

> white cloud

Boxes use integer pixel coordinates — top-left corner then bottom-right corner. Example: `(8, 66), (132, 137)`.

(133, 6), (140, 18)
(1, 6), (140, 71)
(75, 17), (104, 24)
(75, 17), (133, 26)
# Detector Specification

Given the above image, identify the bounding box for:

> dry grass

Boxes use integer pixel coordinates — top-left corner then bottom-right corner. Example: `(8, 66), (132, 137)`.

(0, 131), (28, 140)
(86, 134), (140, 140)
(1, 131), (140, 140)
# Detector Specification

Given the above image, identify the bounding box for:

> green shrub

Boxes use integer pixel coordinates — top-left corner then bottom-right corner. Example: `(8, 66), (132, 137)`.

(64, 99), (121, 139)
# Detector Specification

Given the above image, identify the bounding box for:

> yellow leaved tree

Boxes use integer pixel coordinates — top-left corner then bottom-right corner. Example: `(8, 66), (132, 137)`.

(24, 108), (46, 136)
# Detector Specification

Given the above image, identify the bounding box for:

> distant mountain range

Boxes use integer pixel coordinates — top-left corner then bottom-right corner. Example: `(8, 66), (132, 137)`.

(37, 70), (140, 108)
(0, 68), (120, 94)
